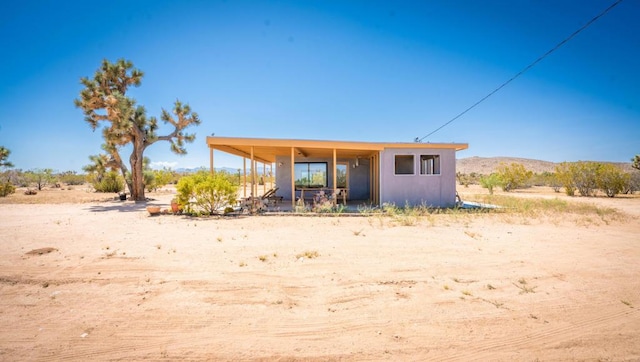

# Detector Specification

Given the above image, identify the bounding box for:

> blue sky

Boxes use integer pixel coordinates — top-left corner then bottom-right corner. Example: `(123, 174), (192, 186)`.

(1, 0), (638, 172)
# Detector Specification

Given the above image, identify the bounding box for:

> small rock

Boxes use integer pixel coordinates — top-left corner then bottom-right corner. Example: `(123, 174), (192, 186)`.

(80, 332), (88, 338)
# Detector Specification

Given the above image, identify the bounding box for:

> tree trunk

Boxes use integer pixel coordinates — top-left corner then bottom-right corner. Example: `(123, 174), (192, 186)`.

(130, 139), (146, 201)
(118, 164), (133, 197)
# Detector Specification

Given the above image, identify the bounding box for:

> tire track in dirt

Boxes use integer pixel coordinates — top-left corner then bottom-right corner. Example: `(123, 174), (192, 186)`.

(438, 304), (638, 360)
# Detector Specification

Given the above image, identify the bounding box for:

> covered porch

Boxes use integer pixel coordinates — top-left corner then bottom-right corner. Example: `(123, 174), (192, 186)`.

(206, 136), (382, 210)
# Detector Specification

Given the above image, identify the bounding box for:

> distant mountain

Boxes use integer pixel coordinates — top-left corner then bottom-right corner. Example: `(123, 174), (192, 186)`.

(456, 156), (633, 175)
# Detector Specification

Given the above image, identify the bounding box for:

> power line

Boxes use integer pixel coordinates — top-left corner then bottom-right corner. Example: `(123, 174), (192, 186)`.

(416, 0), (624, 143)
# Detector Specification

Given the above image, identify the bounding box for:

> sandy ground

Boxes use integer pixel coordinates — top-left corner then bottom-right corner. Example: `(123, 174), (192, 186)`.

(1, 186), (639, 361)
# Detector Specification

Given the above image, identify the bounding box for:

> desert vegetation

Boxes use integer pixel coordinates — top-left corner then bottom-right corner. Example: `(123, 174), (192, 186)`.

(0, 146), (15, 197)
(175, 170), (238, 215)
(74, 58), (201, 201)
(458, 159), (639, 198)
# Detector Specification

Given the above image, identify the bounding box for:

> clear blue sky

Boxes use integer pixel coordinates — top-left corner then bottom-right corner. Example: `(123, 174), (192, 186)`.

(1, 0), (638, 172)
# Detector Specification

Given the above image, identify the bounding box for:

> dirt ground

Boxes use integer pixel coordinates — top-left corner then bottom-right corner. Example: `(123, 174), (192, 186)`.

(0, 185), (639, 360)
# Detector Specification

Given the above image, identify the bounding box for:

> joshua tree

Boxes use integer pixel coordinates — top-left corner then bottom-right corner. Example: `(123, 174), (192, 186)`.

(0, 146), (13, 168)
(75, 59), (200, 201)
(632, 155), (640, 171)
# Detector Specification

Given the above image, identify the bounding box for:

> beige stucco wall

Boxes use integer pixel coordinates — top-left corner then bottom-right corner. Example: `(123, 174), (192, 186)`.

(379, 148), (457, 207)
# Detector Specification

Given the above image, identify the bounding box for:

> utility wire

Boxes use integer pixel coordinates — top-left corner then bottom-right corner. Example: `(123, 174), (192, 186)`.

(417, 0), (624, 143)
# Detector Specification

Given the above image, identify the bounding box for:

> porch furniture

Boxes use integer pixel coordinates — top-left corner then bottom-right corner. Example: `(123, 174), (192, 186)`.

(238, 187), (280, 212)
(263, 187), (283, 205)
(298, 187), (327, 202)
(333, 188), (348, 204)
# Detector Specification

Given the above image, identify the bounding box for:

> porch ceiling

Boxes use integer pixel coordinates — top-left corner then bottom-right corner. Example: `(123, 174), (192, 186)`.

(207, 136), (468, 163)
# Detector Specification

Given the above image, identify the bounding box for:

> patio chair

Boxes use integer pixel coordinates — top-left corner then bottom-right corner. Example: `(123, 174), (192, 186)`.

(333, 189), (347, 204)
(262, 187), (283, 205)
(238, 187), (282, 212)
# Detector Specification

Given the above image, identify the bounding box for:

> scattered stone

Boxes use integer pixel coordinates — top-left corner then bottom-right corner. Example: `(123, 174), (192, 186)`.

(25, 247), (58, 256)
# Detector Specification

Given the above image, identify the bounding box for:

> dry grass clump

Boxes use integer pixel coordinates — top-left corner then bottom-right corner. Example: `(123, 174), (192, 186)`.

(0, 186), (115, 204)
(296, 250), (320, 259)
(466, 194), (626, 224)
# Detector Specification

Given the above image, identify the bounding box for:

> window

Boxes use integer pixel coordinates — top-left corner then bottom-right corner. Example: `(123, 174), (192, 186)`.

(336, 163), (348, 188)
(420, 155), (440, 175)
(294, 162), (328, 188)
(394, 155), (414, 175)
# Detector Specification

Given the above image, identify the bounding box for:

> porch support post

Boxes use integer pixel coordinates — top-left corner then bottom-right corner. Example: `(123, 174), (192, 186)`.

(253, 159), (257, 197)
(290, 147), (295, 209)
(250, 146), (255, 197)
(332, 148), (337, 204)
(209, 147), (214, 174)
(243, 158), (247, 199)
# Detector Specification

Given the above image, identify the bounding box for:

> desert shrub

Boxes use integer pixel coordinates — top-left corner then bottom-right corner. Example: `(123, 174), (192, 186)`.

(530, 171), (557, 188)
(24, 168), (54, 191)
(216, 170), (242, 186)
(58, 171), (86, 185)
(597, 164), (629, 198)
(547, 173), (562, 193)
(150, 169), (175, 190)
(143, 170), (155, 192)
(623, 171), (640, 194)
(495, 163), (532, 192)
(0, 182), (15, 197)
(571, 162), (600, 196)
(555, 162), (576, 196)
(457, 172), (472, 187)
(480, 173), (500, 195)
(176, 171), (238, 215)
(92, 171), (124, 193)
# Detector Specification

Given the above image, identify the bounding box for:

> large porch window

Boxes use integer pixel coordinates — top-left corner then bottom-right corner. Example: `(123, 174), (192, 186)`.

(294, 162), (328, 188)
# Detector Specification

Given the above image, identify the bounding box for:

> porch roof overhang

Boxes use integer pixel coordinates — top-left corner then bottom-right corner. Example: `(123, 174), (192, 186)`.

(206, 136), (468, 163)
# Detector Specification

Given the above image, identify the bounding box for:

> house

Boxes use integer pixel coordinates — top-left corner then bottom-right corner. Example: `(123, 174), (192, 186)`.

(206, 136), (468, 208)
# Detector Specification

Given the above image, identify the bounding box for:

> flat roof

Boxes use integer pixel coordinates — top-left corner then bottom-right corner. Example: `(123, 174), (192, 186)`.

(207, 136), (468, 163)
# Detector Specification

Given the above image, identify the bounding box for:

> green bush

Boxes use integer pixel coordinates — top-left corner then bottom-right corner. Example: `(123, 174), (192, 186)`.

(58, 171), (86, 185)
(0, 182), (15, 197)
(146, 169), (175, 191)
(480, 173), (500, 195)
(24, 168), (54, 191)
(555, 162), (576, 196)
(495, 163), (532, 191)
(572, 162), (600, 196)
(176, 171), (238, 215)
(624, 172), (640, 194)
(597, 164), (629, 198)
(93, 171), (124, 193)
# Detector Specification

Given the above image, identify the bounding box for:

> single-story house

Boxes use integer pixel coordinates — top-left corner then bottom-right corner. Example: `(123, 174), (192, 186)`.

(206, 136), (468, 208)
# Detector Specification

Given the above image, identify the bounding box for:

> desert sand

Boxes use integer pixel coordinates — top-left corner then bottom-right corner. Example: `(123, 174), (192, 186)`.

(0, 185), (639, 361)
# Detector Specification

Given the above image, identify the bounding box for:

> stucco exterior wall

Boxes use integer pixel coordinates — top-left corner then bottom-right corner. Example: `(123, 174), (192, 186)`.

(379, 148), (457, 207)
(275, 156), (370, 201)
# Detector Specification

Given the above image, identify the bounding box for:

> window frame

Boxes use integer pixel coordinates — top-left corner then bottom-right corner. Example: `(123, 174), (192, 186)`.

(394, 155), (415, 175)
(419, 154), (441, 175)
(294, 162), (328, 189)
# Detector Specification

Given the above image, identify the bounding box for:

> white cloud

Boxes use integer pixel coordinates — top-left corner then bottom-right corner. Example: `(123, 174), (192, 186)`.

(149, 161), (178, 170)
